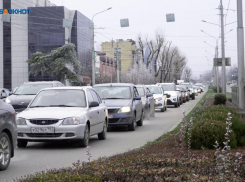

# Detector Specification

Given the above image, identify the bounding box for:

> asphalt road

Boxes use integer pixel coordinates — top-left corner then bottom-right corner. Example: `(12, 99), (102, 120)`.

(1, 92), (205, 181)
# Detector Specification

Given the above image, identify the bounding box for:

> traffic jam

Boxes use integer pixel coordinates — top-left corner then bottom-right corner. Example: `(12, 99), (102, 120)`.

(0, 81), (205, 170)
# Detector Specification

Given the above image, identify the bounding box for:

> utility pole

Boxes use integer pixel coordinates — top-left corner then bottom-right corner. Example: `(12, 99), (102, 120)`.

(220, 0), (226, 95)
(116, 41), (120, 83)
(91, 22), (95, 86)
(215, 44), (219, 93)
(237, 0), (245, 109)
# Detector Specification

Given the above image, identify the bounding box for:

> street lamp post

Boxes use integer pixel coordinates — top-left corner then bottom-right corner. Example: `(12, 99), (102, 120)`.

(91, 7), (112, 86)
(237, 0), (245, 109)
(220, 0), (226, 95)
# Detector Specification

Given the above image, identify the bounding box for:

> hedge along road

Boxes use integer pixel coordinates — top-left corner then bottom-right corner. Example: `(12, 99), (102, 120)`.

(2, 89), (206, 181)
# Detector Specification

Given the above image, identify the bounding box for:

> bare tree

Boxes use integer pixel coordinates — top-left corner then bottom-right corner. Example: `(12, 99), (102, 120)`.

(182, 66), (192, 82)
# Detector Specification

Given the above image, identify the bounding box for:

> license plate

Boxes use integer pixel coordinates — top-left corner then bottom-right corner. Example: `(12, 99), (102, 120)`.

(31, 127), (55, 133)
(109, 115), (113, 118)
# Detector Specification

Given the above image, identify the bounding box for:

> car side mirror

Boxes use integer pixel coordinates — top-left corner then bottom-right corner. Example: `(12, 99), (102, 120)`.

(9, 92), (13, 96)
(0, 95), (6, 99)
(146, 93), (153, 97)
(134, 96), (141, 100)
(89, 101), (99, 108)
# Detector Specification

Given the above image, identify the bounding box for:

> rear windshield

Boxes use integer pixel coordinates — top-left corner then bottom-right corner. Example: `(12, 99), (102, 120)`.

(14, 84), (52, 95)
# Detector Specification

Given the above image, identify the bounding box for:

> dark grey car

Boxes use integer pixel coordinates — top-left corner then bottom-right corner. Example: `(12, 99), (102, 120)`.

(0, 100), (17, 171)
(5, 81), (64, 113)
(94, 83), (143, 131)
(135, 85), (155, 119)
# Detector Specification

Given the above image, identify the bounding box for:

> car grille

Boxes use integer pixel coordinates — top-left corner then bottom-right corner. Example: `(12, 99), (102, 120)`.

(29, 119), (59, 125)
(109, 118), (119, 123)
(108, 109), (120, 114)
(26, 133), (62, 138)
(12, 104), (28, 109)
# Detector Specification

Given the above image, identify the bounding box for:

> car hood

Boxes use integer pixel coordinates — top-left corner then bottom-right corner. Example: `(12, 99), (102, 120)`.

(8, 94), (36, 105)
(164, 91), (178, 95)
(17, 107), (86, 120)
(153, 94), (163, 99)
(103, 99), (131, 108)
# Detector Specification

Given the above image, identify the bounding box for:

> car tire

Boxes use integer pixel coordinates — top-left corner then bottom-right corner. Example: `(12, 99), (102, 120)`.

(78, 124), (90, 147)
(98, 120), (107, 140)
(17, 139), (28, 148)
(137, 112), (144, 126)
(128, 115), (136, 131)
(0, 132), (11, 171)
(174, 103), (178, 108)
(160, 107), (165, 112)
(192, 95), (195, 100)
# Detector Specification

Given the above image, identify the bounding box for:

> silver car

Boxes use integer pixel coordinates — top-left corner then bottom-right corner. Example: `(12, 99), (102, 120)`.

(16, 87), (108, 148)
(0, 100), (17, 171)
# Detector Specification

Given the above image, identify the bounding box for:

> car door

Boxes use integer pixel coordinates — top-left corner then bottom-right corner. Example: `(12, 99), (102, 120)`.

(146, 88), (154, 113)
(86, 90), (98, 135)
(133, 87), (141, 121)
(89, 89), (103, 134)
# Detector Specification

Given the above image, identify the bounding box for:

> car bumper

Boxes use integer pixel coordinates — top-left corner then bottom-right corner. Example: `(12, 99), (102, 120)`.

(167, 97), (178, 105)
(108, 112), (134, 126)
(17, 124), (86, 141)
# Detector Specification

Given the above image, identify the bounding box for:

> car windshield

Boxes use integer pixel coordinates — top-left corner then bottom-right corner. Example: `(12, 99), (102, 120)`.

(14, 84), (52, 95)
(148, 86), (162, 94)
(159, 84), (175, 91)
(30, 90), (87, 108)
(136, 87), (145, 97)
(94, 86), (131, 99)
(180, 83), (193, 88)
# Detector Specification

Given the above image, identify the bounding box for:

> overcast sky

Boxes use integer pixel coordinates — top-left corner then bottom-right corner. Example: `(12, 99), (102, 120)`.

(50, 0), (240, 78)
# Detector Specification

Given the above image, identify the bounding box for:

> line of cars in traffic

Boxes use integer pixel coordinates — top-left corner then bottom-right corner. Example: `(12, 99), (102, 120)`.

(0, 81), (205, 170)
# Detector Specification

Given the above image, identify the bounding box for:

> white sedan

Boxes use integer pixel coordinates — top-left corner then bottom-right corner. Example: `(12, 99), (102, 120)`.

(16, 87), (108, 148)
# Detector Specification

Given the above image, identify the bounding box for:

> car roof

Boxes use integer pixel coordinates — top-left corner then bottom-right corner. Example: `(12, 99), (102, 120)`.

(23, 81), (62, 85)
(40, 86), (92, 91)
(94, 83), (134, 87)
(157, 83), (175, 85)
(146, 85), (160, 87)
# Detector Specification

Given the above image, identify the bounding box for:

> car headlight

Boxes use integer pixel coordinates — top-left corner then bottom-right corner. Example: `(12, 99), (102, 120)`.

(62, 117), (80, 125)
(16, 117), (26, 125)
(6, 97), (11, 104)
(155, 97), (162, 102)
(118, 106), (131, 113)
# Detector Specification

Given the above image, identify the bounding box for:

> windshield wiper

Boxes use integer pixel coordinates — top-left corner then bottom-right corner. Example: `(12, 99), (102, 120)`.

(104, 98), (125, 99)
(29, 106), (47, 108)
(48, 105), (75, 107)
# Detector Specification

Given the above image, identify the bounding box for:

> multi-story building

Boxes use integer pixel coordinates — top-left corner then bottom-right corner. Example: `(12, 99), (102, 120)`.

(0, 0), (92, 90)
(101, 39), (136, 73)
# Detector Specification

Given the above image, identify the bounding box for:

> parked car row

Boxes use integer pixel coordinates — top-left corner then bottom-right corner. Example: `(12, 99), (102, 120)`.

(0, 81), (205, 170)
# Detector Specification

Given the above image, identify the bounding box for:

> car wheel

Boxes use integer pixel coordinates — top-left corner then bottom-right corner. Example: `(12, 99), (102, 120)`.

(17, 139), (28, 148)
(128, 115), (136, 131)
(98, 120), (107, 140)
(137, 111), (144, 126)
(78, 124), (90, 147)
(174, 103), (178, 108)
(0, 132), (11, 171)
(160, 107), (165, 112)
(192, 95), (195, 100)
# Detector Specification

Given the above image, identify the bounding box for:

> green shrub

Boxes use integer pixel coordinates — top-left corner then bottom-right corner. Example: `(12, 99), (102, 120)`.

(214, 93), (226, 105)
(189, 105), (245, 149)
(212, 86), (222, 93)
(191, 119), (237, 149)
